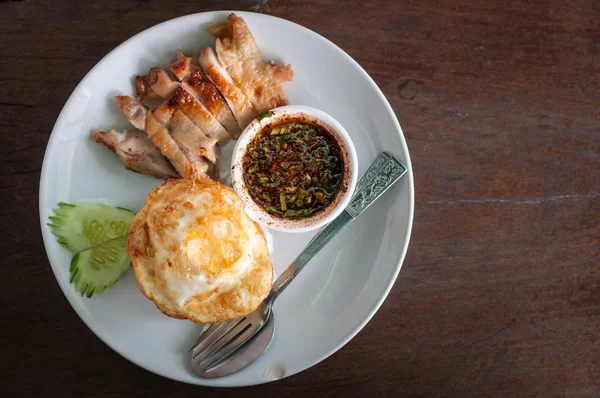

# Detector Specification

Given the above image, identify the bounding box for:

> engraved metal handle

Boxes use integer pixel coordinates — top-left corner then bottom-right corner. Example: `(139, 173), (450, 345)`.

(271, 152), (407, 299)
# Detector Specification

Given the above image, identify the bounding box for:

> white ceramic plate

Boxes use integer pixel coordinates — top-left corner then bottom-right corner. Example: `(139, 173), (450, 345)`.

(39, 11), (414, 387)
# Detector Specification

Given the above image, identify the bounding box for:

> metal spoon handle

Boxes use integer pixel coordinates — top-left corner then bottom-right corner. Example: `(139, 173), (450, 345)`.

(271, 152), (407, 299)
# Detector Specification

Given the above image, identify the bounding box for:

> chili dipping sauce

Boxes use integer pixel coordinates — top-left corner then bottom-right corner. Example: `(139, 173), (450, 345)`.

(242, 121), (344, 219)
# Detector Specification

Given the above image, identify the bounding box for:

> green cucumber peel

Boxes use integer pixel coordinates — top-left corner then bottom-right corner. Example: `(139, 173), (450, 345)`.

(48, 202), (136, 298)
(69, 234), (131, 298)
(48, 202), (135, 252)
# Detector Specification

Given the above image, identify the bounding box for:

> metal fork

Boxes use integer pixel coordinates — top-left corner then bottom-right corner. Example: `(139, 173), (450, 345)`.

(190, 152), (407, 378)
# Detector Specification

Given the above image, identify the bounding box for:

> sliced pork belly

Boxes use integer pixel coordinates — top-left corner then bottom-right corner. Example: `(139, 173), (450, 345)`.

(93, 129), (179, 180)
(199, 46), (258, 131)
(208, 13), (294, 113)
(169, 55), (241, 139)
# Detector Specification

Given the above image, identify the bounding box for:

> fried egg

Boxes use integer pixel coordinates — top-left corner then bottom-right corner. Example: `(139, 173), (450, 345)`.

(127, 178), (273, 323)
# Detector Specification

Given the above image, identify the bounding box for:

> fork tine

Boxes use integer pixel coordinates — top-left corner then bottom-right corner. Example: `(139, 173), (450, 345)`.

(188, 323), (214, 352)
(191, 317), (247, 360)
(189, 319), (237, 353)
(198, 323), (212, 338)
(189, 323), (223, 352)
(202, 322), (259, 372)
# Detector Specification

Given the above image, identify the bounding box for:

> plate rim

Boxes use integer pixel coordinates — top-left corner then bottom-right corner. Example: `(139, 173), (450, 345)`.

(38, 10), (415, 386)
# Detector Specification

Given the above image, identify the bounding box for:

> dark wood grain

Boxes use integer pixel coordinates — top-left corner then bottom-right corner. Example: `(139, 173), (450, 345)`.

(2, 0), (599, 396)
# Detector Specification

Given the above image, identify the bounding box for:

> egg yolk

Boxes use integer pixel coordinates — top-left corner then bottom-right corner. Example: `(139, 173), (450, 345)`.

(179, 214), (243, 277)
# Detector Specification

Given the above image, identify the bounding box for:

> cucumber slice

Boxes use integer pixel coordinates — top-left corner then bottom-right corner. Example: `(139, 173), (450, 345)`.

(48, 202), (135, 252)
(69, 235), (131, 298)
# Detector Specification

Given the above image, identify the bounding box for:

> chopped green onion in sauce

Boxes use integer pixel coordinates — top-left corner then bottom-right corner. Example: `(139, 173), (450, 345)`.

(243, 121), (344, 219)
(257, 111), (274, 121)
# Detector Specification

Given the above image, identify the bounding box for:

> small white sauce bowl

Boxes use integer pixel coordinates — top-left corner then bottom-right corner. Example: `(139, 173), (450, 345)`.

(231, 105), (358, 233)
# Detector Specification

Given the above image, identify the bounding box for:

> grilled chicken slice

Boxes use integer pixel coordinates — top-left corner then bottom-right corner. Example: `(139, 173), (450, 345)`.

(117, 94), (220, 159)
(169, 54), (194, 81)
(208, 13), (294, 113)
(93, 129), (180, 180)
(155, 85), (231, 145)
(199, 46), (258, 131)
(169, 55), (241, 139)
(115, 96), (147, 130)
(115, 96), (217, 180)
(145, 110), (215, 180)
(135, 68), (179, 107)
(169, 109), (219, 163)
(175, 48), (187, 61)
(185, 69), (241, 139)
(134, 76), (163, 108)
(145, 68), (180, 99)
(133, 60), (237, 142)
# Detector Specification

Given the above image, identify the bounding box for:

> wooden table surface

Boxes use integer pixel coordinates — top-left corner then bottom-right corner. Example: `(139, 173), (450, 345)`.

(2, 0), (599, 396)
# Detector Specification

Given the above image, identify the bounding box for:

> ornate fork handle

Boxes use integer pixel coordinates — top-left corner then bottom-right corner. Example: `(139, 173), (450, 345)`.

(271, 152), (407, 298)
